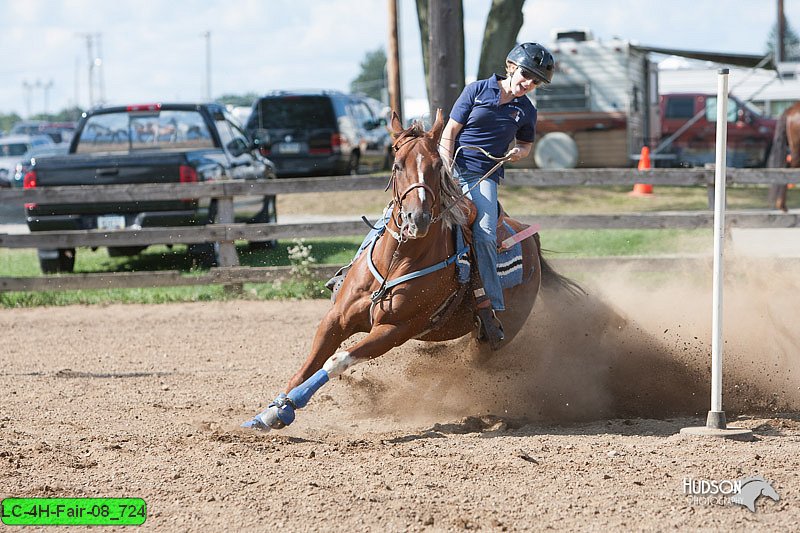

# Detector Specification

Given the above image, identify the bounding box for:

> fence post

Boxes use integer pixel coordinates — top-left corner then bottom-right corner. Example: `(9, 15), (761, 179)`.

(215, 195), (242, 294)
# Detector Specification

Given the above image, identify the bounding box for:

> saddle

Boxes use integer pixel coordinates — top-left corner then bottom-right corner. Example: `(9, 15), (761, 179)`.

(454, 197), (527, 253)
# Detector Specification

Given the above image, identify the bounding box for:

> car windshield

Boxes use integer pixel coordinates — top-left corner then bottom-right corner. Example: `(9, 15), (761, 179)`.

(0, 143), (30, 157)
(251, 96), (336, 129)
(76, 110), (215, 153)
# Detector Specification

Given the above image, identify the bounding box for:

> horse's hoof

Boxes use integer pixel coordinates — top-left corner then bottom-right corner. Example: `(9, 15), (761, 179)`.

(242, 393), (299, 431)
(476, 308), (505, 351)
(241, 417), (271, 431)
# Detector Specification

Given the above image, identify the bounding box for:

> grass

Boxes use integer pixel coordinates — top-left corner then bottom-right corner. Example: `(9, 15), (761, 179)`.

(1, 183), (791, 307)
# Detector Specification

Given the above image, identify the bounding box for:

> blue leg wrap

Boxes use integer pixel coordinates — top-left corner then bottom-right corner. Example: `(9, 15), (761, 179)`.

(288, 369), (330, 408)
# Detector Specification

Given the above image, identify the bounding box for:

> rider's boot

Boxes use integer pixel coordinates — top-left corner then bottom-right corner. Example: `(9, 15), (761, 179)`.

(474, 289), (504, 350)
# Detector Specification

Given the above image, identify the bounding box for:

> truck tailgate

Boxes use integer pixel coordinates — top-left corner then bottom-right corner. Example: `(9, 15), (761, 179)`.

(29, 152), (198, 216)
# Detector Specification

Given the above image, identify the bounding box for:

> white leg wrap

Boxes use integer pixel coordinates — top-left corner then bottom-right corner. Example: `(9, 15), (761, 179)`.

(322, 351), (358, 378)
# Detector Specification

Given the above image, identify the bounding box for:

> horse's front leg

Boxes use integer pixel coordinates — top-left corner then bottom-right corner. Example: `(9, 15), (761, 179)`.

(242, 321), (416, 431)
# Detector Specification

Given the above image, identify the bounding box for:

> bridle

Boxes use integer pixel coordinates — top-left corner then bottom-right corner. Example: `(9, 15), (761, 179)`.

(386, 135), (440, 241)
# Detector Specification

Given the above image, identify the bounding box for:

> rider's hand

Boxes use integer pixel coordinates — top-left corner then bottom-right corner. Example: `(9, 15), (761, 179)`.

(506, 147), (523, 162)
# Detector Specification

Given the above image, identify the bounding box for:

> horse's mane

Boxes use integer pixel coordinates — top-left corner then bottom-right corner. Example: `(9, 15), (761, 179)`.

(395, 120), (467, 229)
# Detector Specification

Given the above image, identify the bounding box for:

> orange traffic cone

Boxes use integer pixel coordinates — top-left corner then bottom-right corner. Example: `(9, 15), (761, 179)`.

(629, 146), (653, 196)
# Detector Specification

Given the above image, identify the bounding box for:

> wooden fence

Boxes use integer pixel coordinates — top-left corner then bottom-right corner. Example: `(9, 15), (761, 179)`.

(1, 167), (798, 292)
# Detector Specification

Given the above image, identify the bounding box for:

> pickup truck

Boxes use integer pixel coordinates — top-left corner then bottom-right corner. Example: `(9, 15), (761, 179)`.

(23, 102), (276, 273)
(659, 92), (776, 168)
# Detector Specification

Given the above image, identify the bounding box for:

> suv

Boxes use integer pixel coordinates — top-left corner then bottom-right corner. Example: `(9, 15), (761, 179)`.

(246, 90), (392, 177)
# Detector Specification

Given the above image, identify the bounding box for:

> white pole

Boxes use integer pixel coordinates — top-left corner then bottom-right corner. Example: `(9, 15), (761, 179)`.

(708, 68), (729, 429)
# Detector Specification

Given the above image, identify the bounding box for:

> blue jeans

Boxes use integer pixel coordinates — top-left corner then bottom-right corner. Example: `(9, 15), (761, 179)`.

(455, 168), (504, 311)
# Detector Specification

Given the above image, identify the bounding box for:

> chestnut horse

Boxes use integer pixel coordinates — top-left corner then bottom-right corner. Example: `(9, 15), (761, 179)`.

(243, 109), (580, 431)
(768, 102), (800, 211)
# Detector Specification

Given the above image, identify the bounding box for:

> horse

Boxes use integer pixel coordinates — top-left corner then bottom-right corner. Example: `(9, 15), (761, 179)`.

(767, 101), (800, 211)
(242, 109), (581, 431)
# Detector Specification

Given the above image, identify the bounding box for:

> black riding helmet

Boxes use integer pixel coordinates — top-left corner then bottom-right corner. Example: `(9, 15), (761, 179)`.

(506, 42), (555, 84)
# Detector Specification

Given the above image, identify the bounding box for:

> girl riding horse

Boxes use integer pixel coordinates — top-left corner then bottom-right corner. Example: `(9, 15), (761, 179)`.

(242, 109), (580, 432)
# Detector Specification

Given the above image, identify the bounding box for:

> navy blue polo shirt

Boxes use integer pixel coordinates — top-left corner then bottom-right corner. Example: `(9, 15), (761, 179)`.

(449, 74), (537, 181)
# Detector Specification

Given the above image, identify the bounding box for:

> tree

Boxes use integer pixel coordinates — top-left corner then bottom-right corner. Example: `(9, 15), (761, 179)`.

(415, 0), (526, 99)
(216, 93), (260, 108)
(0, 112), (22, 133)
(766, 16), (800, 61)
(477, 0), (526, 79)
(350, 48), (387, 100)
(427, 0), (465, 118)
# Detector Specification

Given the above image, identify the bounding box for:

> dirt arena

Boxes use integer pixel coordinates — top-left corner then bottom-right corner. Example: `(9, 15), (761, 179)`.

(2, 260), (799, 531)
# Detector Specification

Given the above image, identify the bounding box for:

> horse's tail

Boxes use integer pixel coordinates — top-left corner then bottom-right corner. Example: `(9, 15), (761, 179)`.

(767, 109), (789, 168)
(534, 234), (585, 297)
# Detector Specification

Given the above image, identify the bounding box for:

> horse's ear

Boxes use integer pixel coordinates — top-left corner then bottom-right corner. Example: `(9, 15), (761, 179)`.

(389, 110), (404, 136)
(429, 108), (444, 142)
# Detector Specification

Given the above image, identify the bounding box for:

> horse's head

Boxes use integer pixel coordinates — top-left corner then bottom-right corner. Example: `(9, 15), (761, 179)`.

(386, 109), (447, 239)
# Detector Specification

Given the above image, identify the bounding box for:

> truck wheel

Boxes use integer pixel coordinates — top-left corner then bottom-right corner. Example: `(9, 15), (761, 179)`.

(107, 246), (146, 257)
(347, 153), (360, 175)
(248, 195), (278, 250)
(38, 248), (76, 274)
(188, 242), (220, 268)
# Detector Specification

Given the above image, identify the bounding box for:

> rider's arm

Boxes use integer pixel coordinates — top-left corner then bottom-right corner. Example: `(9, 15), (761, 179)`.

(439, 118), (463, 171)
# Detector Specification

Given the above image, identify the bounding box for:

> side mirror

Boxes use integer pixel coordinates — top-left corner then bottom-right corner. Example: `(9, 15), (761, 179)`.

(226, 137), (249, 157)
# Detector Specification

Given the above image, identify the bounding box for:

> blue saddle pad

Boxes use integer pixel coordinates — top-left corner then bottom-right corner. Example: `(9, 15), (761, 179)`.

(455, 221), (524, 289)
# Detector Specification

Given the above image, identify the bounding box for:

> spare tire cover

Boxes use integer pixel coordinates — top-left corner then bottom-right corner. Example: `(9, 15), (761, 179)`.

(534, 132), (578, 169)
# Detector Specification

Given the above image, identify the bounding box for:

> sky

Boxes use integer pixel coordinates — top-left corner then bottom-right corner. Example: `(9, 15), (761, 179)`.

(0, 0), (795, 119)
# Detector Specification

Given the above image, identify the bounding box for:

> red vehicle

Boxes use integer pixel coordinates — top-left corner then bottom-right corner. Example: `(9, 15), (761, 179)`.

(658, 93), (776, 167)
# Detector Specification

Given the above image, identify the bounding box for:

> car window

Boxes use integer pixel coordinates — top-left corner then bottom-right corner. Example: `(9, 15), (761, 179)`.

(76, 110), (214, 153)
(664, 96), (695, 119)
(351, 101), (374, 126)
(705, 97), (738, 123)
(250, 96), (337, 129)
(0, 143), (31, 157)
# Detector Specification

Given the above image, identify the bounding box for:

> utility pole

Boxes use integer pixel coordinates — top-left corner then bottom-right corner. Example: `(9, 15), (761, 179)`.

(387, 0), (403, 122)
(77, 33), (96, 108)
(778, 0), (786, 63)
(96, 33), (105, 105)
(74, 56), (80, 110)
(42, 80), (54, 116)
(22, 81), (34, 118)
(203, 31), (212, 101)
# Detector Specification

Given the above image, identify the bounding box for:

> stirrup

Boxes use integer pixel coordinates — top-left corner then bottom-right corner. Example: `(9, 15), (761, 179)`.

(476, 307), (505, 350)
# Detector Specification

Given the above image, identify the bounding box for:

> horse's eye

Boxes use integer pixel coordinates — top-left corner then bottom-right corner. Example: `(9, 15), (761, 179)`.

(392, 162), (402, 173)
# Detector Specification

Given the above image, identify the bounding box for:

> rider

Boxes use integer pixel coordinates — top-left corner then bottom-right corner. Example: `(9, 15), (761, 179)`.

(438, 42), (555, 349)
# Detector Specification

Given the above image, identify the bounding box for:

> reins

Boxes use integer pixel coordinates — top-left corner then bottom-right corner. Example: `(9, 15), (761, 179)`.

(432, 145), (513, 224)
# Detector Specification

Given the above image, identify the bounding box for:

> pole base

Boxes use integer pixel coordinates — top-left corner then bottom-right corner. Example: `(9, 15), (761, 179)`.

(680, 411), (753, 441)
(679, 426), (754, 441)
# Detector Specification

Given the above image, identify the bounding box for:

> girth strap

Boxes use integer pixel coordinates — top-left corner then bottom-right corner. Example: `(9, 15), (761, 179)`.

(367, 234), (469, 303)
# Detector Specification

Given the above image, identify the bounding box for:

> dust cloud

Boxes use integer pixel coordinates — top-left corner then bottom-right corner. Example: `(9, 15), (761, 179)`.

(344, 257), (800, 425)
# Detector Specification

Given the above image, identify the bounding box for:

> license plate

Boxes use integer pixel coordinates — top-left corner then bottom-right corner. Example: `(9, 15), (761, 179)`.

(97, 215), (126, 230)
(276, 142), (302, 154)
